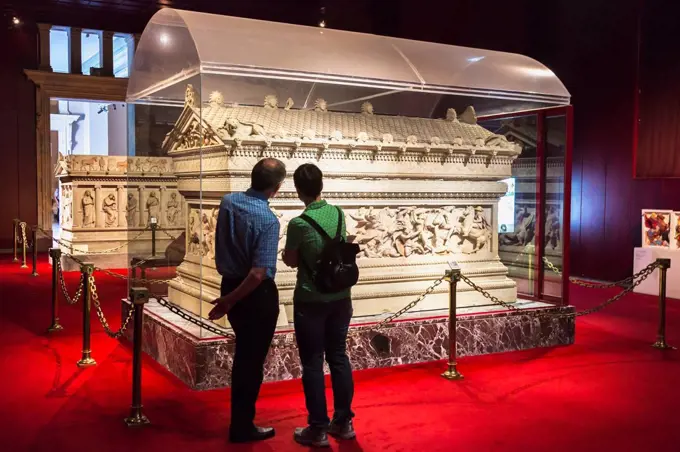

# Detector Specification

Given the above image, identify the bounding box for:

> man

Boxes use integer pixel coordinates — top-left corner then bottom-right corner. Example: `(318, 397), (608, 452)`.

(283, 163), (356, 447)
(208, 158), (286, 443)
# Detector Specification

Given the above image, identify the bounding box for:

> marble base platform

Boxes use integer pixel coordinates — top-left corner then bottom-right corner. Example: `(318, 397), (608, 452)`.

(122, 299), (575, 390)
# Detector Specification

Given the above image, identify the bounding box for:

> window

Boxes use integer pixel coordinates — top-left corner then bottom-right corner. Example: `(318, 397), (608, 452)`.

(49, 28), (69, 73)
(82, 30), (102, 75)
(113, 34), (133, 78)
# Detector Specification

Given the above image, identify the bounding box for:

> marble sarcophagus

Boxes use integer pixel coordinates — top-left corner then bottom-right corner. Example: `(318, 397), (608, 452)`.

(55, 154), (185, 270)
(164, 87), (522, 327)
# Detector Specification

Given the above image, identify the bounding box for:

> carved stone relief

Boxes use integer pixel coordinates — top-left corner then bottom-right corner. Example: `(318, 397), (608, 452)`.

(55, 155), (172, 175)
(146, 191), (160, 223)
(269, 205), (492, 260)
(102, 193), (118, 227)
(81, 190), (95, 227)
(499, 205), (562, 250)
(166, 192), (181, 226)
(347, 205), (491, 257)
(60, 185), (73, 226)
(187, 207), (218, 259)
(126, 193), (138, 227)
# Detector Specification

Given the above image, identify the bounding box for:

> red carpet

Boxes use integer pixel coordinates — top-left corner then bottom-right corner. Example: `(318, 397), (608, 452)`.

(1, 254), (680, 451)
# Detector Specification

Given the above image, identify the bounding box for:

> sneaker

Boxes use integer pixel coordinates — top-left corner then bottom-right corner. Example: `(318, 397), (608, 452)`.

(328, 419), (356, 440)
(293, 426), (330, 448)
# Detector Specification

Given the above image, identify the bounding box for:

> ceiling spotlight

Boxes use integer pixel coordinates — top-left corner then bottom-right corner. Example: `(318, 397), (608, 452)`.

(12, 16), (21, 26)
(159, 33), (170, 45)
(319, 20), (326, 28)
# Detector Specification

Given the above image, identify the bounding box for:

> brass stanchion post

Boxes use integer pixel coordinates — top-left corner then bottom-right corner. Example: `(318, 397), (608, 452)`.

(20, 222), (28, 269)
(124, 287), (151, 427)
(150, 219), (157, 257)
(77, 263), (97, 367)
(652, 258), (675, 350)
(47, 248), (64, 332)
(442, 267), (464, 380)
(31, 226), (39, 277)
(12, 219), (19, 262)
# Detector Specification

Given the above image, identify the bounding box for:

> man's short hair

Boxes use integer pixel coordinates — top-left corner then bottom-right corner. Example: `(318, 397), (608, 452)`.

(293, 163), (323, 198)
(251, 158), (287, 191)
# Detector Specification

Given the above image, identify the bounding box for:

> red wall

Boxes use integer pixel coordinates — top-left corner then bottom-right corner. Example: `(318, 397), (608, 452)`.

(0, 0), (671, 281)
(0, 22), (38, 250)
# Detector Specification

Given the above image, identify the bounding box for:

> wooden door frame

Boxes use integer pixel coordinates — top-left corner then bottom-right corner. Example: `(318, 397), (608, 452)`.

(24, 70), (128, 231)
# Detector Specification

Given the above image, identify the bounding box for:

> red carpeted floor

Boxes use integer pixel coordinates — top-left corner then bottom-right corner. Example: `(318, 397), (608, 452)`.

(1, 255), (680, 452)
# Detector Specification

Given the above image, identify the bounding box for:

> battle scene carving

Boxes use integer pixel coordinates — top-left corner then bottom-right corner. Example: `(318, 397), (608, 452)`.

(54, 155), (172, 175)
(348, 205), (491, 257)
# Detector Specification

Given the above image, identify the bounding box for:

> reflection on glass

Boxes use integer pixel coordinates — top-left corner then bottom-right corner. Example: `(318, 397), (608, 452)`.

(542, 115), (566, 300)
(113, 34), (131, 78)
(480, 115), (539, 297)
(82, 30), (101, 75)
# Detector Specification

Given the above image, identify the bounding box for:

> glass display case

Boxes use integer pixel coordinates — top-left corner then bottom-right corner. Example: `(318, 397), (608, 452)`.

(125, 8), (573, 338)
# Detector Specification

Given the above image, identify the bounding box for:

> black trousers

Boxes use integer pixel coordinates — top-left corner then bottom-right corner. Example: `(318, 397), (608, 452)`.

(222, 277), (279, 431)
(294, 298), (355, 428)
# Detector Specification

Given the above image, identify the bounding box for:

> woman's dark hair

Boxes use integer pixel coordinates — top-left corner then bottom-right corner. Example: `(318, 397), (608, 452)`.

(293, 163), (323, 198)
(251, 158), (286, 191)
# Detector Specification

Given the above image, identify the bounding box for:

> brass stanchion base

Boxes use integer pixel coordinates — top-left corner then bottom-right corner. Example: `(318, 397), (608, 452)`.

(31, 271), (39, 277)
(47, 323), (64, 333)
(12, 258), (18, 262)
(441, 363), (464, 381)
(20, 264), (28, 269)
(124, 408), (150, 428)
(652, 341), (676, 350)
(77, 355), (97, 368)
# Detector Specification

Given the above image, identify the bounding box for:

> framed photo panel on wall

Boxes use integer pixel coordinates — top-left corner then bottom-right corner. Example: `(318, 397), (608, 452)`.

(641, 209), (672, 248)
(672, 212), (680, 250)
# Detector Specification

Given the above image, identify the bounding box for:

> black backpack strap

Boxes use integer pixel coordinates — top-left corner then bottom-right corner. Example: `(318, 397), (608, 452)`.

(335, 207), (343, 239)
(299, 214), (332, 242)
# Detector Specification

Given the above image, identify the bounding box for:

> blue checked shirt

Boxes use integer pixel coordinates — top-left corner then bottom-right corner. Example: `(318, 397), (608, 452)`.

(215, 189), (280, 280)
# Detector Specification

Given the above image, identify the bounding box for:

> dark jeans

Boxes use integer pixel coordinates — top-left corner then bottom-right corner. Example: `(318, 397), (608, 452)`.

(294, 298), (355, 428)
(222, 277), (279, 431)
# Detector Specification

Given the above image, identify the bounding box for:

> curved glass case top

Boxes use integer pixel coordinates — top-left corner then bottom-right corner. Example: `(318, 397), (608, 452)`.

(127, 8), (570, 114)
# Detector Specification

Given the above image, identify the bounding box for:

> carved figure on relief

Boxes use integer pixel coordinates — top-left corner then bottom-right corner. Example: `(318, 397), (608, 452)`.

(188, 211), (201, 255)
(79, 157), (99, 172)
(166, 192), (180, 226)
(545, 206), (561, 250)
(499, 207), (535, 247)
(675, 215), (680, 249)
(61, 186), (72, 225)
(126, 193), (138, 226)
(146, 191), (160, 223)
(102, 193), (118, 227)
(271, 208), (290, 256)
(81, 190), (95, 227)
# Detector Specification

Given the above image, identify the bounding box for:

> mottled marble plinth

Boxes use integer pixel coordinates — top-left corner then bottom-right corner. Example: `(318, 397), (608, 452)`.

(122, 299), (575, 390)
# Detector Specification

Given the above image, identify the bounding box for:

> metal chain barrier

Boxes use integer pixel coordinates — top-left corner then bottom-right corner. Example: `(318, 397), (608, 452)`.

(460, 260), (662, 318)
(36, 225), (149, 256)
(350, 276), (446, 333)
(159, 228), (178, 241)
(56, 258), (85, 305)
(87, 271), (135, 339)
(155, 296), (236, 340)
(542, 256), (638, 289)
(61, 253), (175, 285)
